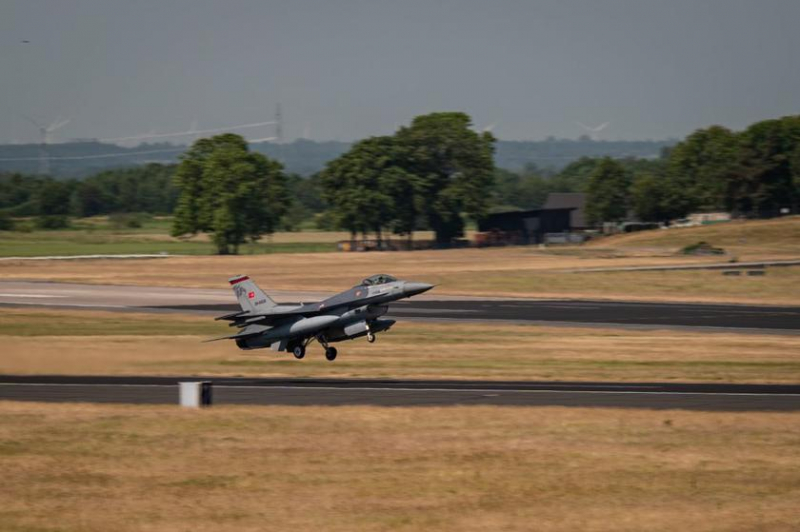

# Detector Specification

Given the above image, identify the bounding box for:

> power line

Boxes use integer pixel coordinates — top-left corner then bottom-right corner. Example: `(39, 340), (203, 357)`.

(0, 137), (278, 162)
(0, 147), (185, 162)
(98, 120), (277, 143)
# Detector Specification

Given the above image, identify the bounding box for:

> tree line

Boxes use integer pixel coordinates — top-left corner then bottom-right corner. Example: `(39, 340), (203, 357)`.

(0, 163), (177, 229)
(1, 113), (798, 251)
(584, 116), (800, 224)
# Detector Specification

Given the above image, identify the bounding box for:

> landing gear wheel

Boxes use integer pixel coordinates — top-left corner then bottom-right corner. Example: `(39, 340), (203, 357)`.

(292, 345), (306, 359)
(325, 347), (338, 361)
(367, 332), (376, 343)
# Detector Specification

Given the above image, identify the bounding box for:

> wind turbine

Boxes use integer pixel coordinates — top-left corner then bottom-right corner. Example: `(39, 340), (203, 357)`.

(24, 116), (70, 175)
(473, 122), (497, 135)
(576, 121), (610, 141)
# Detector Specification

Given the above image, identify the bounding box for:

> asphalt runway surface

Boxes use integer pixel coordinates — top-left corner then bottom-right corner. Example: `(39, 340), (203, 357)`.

(1, 375), (799, 411)
(1, 281), (799, 333)
(169, 300), (800, 333)
(2, 282), (797, 412)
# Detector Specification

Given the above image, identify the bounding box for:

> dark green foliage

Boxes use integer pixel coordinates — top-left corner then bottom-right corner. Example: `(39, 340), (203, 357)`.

(630, 173), (694, 223)
(0, 165), (176, 220)
(320, 136), (406, 242)
(555, 157), (603, 192)
(585, 158), (631, 225)
(667, 125), (739, 211)
(35, 179), (72, 216)
(681, 241), (725, 255)
(35, 215), (70, 229)
(321, 113), (495, 245)
(492, 168), (553, 210)
(724, 117), (800, 217)
(667, 117), (800, 217)
(0, 211), (13, 230)
(109, 212), (150, 229)
(171, 134), (290, 255)
(394, 112), (496, 244)
(76, 164), (177, 216)
(281, 174), (324, 231)
(0, 172), (45, 215)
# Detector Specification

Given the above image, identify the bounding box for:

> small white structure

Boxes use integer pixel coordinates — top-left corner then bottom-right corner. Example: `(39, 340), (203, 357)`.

(687, 212), (731, 225)
(179, 381), (212, 408)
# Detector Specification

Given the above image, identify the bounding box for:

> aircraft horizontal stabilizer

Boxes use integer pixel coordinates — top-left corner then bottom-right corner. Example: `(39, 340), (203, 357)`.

(203, 324), (270, 343)
(214, 311), (249, 321)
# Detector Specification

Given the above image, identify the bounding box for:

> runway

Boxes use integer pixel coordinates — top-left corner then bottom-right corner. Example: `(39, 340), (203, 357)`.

(1, 375), (799, 411)
(1, 281), (799, 333)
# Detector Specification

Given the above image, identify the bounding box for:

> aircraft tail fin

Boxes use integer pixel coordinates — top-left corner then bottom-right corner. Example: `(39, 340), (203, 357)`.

(228, 275), (277, 314)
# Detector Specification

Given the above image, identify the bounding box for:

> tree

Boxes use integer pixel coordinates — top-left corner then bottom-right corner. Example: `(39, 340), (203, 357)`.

(725, 116), (800, 217)
(171, 134), (289, 254)
(585, 158), (631, 225)
(492, 167), (553, 210)
(282, 173), (325, 231)
(395, 112), (495, 245)
(667, 125), (740, 211)
(69, 181), (105, 218)
(553, 157), (602, 192)
(630, 173), (693, 223)
(320, 136), (397, 242)
(35, 179), (72, 216)
(380, 165), (421, 245)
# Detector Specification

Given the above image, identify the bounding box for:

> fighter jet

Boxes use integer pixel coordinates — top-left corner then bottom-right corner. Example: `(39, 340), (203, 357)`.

(211, 274), (434, 361)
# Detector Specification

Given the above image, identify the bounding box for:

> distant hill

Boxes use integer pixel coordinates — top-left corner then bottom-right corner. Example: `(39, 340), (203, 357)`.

(495, 138), (675, 172)
(0, 141), (184, 179)
(0, 137), (674, 178)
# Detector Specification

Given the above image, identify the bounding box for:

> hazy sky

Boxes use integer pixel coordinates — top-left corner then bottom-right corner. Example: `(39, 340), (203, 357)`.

(2, 0), (799, 144)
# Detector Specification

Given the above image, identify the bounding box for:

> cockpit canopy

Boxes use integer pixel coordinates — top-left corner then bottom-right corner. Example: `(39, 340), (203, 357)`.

(360, 274), (398, 286)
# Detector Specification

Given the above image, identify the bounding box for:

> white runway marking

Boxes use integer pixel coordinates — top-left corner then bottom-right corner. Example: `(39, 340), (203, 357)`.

(3, 383), (798, 397)
(0, 293), (66, 298)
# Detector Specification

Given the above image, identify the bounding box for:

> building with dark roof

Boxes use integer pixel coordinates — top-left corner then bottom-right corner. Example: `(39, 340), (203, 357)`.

(543, 193), (590, 229)
(477, 208), (573, 245)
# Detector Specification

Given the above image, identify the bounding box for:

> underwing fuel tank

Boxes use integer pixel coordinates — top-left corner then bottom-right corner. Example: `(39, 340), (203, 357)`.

(263, 315), (340, 341)
(337, 304), (388, 324)
(326, 318), (396, 342)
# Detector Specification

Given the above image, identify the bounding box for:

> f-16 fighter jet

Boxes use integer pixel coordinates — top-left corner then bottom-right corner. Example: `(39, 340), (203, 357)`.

(211, 274), (434, 361)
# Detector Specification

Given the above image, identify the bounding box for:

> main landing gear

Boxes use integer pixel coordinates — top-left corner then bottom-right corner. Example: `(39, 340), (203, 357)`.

(325, 347), (338, 361)
(317, 335), (338, 362)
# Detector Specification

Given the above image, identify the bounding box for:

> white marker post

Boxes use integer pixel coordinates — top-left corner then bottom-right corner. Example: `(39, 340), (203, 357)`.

(179, 381), (212, 408)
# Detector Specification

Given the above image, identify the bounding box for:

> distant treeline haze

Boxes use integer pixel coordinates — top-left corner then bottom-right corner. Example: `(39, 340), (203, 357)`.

(0, 137), (672, 179)
(0, 113), (798, 252)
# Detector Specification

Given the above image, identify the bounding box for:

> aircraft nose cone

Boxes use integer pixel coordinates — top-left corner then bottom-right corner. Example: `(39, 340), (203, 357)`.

(403, 282), (434, 297)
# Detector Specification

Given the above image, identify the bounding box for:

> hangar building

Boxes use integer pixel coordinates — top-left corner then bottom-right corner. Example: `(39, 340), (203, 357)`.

(477, 207), (573, 245)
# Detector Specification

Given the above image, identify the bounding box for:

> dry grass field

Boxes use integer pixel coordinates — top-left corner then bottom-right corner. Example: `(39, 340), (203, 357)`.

(1, 401), (799, 532)
(589, 216), (800, 258)
(1, 246), (798, 304)
(1, 216), (798, 303)
(2, 308), (799, 383)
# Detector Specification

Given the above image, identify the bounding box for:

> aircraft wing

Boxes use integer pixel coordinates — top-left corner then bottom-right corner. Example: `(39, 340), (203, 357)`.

(214, 306), (322, 326)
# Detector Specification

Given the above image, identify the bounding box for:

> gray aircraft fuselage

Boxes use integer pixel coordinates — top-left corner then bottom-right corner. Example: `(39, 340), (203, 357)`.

(216, 274), (433, 361)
